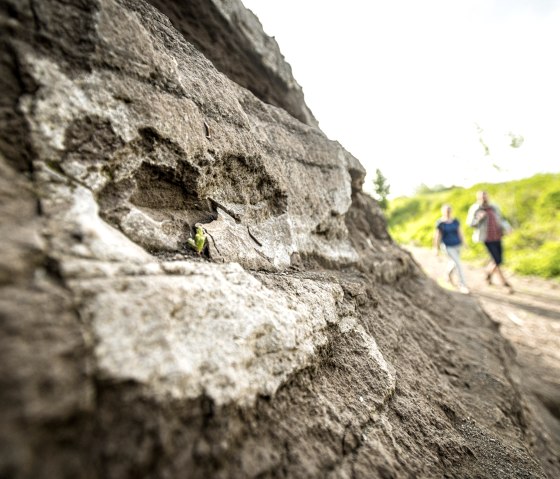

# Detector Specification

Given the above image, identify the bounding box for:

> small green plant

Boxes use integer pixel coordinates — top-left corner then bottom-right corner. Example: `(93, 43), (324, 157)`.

(187, 226), (206, 254)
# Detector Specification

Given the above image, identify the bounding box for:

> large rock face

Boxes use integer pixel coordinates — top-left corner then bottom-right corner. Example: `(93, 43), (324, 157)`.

(145, 0), (319, 128)
(0, 1), (558, 478)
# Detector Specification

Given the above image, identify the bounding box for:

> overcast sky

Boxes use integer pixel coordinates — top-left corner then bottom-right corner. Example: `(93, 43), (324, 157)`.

(242, 0), (560, 196)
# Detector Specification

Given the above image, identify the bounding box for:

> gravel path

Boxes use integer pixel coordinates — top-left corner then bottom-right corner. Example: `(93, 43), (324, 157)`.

(406, 245), (560, 464)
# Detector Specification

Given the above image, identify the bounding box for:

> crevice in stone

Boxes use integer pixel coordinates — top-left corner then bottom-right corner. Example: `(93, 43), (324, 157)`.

(0, 41), (37, 173)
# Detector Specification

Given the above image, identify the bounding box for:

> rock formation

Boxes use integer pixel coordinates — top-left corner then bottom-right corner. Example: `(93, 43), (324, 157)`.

(0, 0), (558, 478)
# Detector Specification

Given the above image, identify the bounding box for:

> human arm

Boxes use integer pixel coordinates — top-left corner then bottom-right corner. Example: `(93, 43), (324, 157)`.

(433, 227), (442, 255)
(466, 204), (485, 227)
(492, 204), (512, 234)
(458, 223), (465, 246)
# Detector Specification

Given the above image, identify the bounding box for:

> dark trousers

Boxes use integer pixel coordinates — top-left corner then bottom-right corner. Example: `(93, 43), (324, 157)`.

(484, 240), (503, 265)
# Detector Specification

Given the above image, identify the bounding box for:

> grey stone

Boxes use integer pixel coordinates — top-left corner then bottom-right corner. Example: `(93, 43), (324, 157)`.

(0, 0), (557, 478)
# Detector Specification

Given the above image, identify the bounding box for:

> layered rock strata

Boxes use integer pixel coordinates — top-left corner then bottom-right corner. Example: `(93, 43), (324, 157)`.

(146, 0), (318, 127)
(0, 0), (558, 478)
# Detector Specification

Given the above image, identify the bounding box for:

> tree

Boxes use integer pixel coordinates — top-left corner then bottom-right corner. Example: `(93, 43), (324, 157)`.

(373, 168), (390, 210)
(476, 123), (490, 156)
(508, 132), (524, 149)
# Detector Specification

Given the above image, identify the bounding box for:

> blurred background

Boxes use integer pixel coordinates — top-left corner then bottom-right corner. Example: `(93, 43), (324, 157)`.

(243, 0), (560, 278)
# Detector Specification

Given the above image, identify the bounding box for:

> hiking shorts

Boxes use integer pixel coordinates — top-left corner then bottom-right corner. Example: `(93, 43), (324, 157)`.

(484, 240), (503, 265)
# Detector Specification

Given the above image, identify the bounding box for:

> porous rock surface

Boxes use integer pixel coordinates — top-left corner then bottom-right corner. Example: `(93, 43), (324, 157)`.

(0, 1), (558, 478)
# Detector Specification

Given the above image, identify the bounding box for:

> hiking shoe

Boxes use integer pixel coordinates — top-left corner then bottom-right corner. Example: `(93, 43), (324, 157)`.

(485, 273), (492, 285)
(459, 286), (470, 295)
(504, 282), (514, 294)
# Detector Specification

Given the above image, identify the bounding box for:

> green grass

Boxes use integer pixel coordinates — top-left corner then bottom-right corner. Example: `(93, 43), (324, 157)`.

(387, 173), (560, 278)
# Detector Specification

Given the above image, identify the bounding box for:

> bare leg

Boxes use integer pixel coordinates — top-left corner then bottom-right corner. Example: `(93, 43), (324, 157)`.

(484, 242), (510, 290)
(485, 262), (496, 284)
(490, 265), (514, 293)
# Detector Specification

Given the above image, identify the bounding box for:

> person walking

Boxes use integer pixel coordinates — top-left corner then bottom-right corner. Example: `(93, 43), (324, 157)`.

(466, 191), (513, 293)
(434, 204), (470, 294)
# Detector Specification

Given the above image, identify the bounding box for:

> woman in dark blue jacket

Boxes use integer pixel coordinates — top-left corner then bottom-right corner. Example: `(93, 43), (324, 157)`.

(434, 204), (469, 294)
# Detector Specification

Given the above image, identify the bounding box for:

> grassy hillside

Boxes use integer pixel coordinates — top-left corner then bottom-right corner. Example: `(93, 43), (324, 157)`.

(388, 173), (560, 278)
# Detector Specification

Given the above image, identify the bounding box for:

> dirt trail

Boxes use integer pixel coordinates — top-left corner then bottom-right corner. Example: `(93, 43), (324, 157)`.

(406, 245), (560, 453)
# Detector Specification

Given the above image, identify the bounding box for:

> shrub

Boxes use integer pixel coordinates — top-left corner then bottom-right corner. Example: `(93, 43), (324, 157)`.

(387, 173), (560, 279)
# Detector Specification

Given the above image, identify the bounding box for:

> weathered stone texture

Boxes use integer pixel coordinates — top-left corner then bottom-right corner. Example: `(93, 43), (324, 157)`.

(0, 0), (558, 478)
(145, 0), (319, 127)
